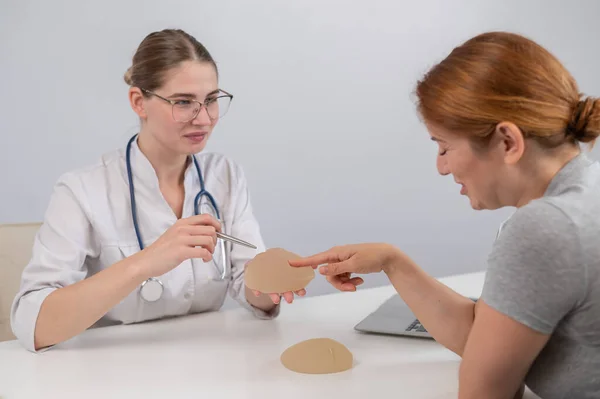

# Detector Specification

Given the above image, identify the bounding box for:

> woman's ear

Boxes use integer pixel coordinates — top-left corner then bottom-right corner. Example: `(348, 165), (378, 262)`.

(494, 121), (526, 165)
(128, 87), (147, 119)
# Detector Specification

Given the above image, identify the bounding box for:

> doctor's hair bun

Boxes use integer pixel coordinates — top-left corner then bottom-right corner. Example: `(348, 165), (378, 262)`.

(123, 67), (134, 86)
(123, 28), (218, 92)
(566, 96), (600, 144)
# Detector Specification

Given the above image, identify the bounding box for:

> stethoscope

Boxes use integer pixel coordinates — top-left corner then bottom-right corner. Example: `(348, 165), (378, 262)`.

(125, 134), (229, 302)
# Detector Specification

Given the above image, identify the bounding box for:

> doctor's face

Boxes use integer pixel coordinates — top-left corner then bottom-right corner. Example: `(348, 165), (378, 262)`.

(428, 123), (505, 210)
(141, 60), (220, 155)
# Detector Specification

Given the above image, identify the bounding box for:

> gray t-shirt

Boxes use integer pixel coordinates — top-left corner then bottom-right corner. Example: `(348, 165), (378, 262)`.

(481, 152), (600, 399)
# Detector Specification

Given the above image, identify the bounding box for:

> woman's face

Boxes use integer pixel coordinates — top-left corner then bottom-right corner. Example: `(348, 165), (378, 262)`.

(429, 123), (508, 210)
(134, 60), (221, 156)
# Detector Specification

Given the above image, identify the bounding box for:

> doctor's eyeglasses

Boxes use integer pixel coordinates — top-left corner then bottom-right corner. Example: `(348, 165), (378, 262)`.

(141, 88), (233, 123)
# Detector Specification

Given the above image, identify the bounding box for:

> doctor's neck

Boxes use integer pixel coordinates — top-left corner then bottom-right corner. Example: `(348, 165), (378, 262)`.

(137, 132), (188, 186)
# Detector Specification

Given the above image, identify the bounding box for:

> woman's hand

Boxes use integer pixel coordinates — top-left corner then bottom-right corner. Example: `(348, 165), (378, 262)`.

(288, 243), (401, 292)
(139, 214), (221, 279)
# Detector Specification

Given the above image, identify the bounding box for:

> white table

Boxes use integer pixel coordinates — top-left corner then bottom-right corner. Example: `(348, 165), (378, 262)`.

(0, 271), (540, 399)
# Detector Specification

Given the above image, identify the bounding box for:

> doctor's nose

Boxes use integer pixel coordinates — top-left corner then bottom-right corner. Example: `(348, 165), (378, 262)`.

(437, 154), (450, 176)
(191, 105), (212, 125)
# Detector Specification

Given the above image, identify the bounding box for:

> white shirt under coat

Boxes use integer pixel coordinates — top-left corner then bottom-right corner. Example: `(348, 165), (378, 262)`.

(11, 137), (277, 352)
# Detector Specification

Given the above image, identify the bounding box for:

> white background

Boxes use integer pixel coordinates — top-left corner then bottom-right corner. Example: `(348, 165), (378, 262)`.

(1, 0), (599, 301)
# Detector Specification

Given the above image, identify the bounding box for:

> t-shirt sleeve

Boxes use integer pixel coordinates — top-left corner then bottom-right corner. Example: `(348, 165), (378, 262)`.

(481, 200), (586, 335)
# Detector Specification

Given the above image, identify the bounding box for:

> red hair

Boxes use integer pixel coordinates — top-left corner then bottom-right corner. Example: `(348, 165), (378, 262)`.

(415, 32), (599, 148)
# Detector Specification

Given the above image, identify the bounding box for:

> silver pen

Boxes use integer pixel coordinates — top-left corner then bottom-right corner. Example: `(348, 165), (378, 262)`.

(216, 231), (257, 249)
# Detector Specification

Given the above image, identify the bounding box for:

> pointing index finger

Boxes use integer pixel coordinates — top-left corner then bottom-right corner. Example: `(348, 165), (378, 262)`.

(288, 250), (342, 269)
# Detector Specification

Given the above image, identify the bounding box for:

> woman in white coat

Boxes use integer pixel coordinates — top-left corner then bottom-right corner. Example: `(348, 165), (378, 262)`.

(10, 28), (303, 352)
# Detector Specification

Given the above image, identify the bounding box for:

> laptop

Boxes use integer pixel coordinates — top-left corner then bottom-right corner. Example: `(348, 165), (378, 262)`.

(354, 293), (478, 338)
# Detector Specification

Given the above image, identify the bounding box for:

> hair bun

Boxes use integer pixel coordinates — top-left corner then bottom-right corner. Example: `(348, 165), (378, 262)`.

(567, 97), (600, 143)
(123, 67), (134, 86)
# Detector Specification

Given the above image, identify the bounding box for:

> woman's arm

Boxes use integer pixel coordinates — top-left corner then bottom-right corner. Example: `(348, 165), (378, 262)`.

(459, 201), (583, 398)
(33, 252), (148, 350)
(292, 243), (480, 355)
(291, 244), (543, 398)
(11, 176), (103, 352)
(31, 213), (220, 351)
(383, 250), (479, 355)
(458, 301), (549, 399)
(380, 252), (547, 398)
(12, 174), (220, 352)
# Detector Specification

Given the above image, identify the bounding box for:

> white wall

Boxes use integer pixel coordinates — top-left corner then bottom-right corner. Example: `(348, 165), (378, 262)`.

(2, 0), (599, 303)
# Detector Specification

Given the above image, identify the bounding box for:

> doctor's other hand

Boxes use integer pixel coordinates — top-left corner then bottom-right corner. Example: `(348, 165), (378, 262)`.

(250, 288), (307, 305)
(138, 214), (221, 279)
(244, 261), (307, 304)
(288, 243), (403, 292)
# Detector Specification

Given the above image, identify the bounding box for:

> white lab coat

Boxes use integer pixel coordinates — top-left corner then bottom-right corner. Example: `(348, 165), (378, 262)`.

(10, 137), (278, 352)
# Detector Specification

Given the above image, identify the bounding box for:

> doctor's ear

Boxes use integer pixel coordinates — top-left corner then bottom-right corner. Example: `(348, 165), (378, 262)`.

(128, 87), (148, 119)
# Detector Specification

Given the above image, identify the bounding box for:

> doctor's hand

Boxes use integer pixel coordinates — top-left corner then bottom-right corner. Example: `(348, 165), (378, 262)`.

(244, 261), (307, 304)
(249, 288), (307, 304)
(289, 243), (402, 292)
(138, 214), (221, 279)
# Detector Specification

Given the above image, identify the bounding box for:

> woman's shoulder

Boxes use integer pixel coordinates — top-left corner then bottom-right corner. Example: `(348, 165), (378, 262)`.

(490, 197), (585, 277)
(52, 147), (124, 192)
(502, 164), (600, 247)
(490, 197), (587, 285)
(498, 198), (576, 245)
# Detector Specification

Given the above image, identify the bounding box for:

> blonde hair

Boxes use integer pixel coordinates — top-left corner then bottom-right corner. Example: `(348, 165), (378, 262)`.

(124, 29), (217, 93)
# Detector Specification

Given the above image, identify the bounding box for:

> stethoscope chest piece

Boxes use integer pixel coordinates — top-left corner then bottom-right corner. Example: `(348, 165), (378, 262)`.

(140, 277), (164, 302)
